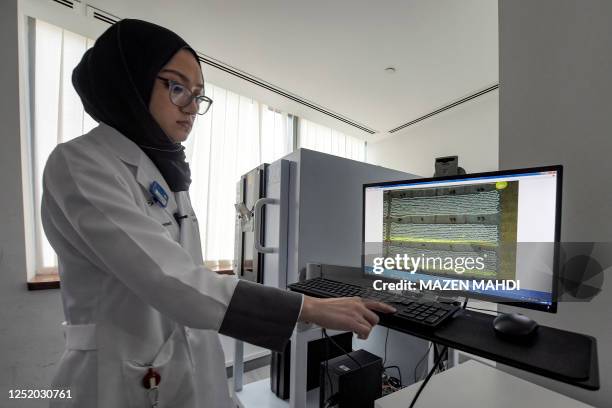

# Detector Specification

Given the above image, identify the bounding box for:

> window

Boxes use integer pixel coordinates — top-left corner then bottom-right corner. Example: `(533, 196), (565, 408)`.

(30, 19), (97, 273)
(28, 20), (293, 272)
(298, 118), (366, 161)
(28, 19), (367, 276)
(183, 87), (293, 262)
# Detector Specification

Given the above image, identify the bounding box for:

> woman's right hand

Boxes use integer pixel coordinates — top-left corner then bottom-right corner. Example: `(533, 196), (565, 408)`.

(298, 295), (396, 339)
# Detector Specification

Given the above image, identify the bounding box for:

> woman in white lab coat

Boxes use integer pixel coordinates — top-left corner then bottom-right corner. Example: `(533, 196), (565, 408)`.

(41, 19), (393, 408)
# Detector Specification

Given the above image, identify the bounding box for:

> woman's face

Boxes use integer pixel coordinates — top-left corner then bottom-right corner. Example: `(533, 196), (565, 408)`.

(149, 49), (203, 143)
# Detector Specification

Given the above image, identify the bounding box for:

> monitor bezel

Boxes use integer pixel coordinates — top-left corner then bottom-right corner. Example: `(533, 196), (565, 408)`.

(361, 165), (563, 313)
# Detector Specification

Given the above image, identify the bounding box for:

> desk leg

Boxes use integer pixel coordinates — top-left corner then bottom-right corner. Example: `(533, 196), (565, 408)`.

(426, 343), (456, 374)
(448, 348), (458, 368)
(234, 339), (244, 392)
(289, 325), (310, 408)
(427, 342), (434, 375)
(288, 325), (344, 407)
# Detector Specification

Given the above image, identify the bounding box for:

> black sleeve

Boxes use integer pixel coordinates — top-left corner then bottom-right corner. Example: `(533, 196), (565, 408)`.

(219, 280), (303, 352)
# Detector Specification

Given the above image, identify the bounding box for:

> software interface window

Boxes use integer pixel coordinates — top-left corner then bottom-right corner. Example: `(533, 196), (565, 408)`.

(364, 170), (559, 307)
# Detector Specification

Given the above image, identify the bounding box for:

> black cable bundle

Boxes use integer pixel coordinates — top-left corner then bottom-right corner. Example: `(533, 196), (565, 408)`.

(408, 344), (449, 408)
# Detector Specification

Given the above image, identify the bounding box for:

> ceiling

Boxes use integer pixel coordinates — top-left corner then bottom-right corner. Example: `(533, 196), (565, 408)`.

(84, 0), (499, 141)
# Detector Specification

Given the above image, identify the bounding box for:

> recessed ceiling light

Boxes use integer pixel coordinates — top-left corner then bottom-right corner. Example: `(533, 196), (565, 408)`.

(384, 67), (396, 74)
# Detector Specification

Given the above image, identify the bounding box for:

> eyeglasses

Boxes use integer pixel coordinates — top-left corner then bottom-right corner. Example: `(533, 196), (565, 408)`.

(156, 77), (213, 115)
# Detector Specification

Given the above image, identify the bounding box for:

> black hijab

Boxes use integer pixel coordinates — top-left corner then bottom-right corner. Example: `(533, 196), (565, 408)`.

(72, 19), (200, 191)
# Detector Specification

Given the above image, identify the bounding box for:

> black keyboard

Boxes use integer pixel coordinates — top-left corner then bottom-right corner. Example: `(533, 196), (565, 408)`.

(288, 278), (460, 329)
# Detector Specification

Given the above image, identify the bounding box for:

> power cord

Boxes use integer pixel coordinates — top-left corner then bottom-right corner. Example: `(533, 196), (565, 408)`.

(322, 330), (335, 407)
(323, 329), (405, 402)
(408, 345), (448, 408)
(322, 329), (364, 407)
(433, 344), (447, 372)
(381, 328), (403, 388)
(413, 342), (433, 382)
(323, 394), (339, 408)
(322, 329), (362, 369)
(383, 365), (402, 386)
(382, 327), (390, 366)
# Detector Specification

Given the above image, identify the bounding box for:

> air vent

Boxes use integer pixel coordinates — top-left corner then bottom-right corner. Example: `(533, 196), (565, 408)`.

(86, 6), (119, 25)
(388, 84), (499, 133)
(198, 53), (377, 135)
(51, 0), (74, 9)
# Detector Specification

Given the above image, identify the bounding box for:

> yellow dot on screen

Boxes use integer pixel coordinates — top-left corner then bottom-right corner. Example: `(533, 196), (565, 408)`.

(496, 181), (508, 190)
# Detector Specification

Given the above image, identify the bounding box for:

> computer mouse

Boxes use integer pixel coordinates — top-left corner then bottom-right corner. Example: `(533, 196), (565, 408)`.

(493, 313), (539, 341)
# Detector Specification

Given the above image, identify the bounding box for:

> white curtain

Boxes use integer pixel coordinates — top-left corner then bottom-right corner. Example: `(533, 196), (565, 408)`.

(31, 20), (293, 268)
(32, 20), (96, 271)
(31, 20), (365, 271)
(298, 118), (366, 161)
(183, 85), (292, 262)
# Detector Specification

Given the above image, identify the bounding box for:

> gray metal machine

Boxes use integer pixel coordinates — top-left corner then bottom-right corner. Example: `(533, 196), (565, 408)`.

(233, 148), (429, 403)
(234, 148), (419, 287)
(234, 163), (269, 283)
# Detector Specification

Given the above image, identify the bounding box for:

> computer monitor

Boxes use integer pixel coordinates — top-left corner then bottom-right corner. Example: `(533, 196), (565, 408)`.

(362, 165), (562, 313)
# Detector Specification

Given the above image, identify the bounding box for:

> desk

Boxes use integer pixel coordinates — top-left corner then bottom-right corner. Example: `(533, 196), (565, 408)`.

(233, 300), (599, 407)
(377, 308), (599, 390)
(375, 360), (594, 408)
(288, 275), (599, 390)
(233, 325), (344, 408)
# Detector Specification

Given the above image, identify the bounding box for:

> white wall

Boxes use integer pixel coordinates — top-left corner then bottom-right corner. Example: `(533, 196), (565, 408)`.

(498, 1), (612, 407)
(366, 89), (499, 176)
(0, 1), (66, 407)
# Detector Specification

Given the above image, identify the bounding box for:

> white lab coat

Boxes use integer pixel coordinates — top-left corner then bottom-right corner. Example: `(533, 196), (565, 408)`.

(42, 123), (302, 408)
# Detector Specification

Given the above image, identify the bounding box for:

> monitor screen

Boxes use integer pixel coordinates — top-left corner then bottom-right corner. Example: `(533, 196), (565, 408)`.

(362, 166), (562, 312)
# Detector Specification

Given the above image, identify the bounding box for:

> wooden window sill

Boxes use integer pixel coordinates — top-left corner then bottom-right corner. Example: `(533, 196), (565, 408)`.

(27, 265), (234, 291)
(28, 272), (60, 291)
(210, 266), (235, 275)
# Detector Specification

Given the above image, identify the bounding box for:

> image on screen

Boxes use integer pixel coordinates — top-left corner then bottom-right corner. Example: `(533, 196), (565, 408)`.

(381, 181), (518, 280)
(363, 168), (561, 311)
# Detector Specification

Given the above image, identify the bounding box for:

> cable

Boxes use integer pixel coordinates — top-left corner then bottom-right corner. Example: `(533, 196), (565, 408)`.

(321, 330), (335, 407)
(322, 329), (362, 369)
(322, 329), (361, 407)
(408, 345), (448, 408)
(432, 344), (440, 372)
(414, 342), (433, 382)
(324, 329), (404, 399)
(433, 344), (446, 372)
(380, 327), (403, 386)
(323, 394), (339, 408)
(378, 328), (405, 390)
(383, 365), (402, 386)
(382, 327), (390, 366)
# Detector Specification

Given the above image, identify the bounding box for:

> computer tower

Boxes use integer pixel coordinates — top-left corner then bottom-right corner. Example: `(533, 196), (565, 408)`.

(231, 150), (427, 401)
(319, 349), (382, 408)
(270, 332), (353, 399)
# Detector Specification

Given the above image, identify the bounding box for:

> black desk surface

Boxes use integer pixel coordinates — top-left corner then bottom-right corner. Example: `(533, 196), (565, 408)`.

(290, 270), (600, 391)
(378, 308), (600, 390)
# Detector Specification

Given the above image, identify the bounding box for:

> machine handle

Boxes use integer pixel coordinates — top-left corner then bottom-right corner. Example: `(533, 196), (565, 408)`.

(253, 197), (279, 254)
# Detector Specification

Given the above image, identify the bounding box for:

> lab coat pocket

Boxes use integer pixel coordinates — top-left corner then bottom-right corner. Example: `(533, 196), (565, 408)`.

(147, 204), (180, 241)
(122, 327), (197, 408)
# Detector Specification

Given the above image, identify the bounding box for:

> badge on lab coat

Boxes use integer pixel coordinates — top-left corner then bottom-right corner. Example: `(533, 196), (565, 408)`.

(149, 181), (169, 208)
